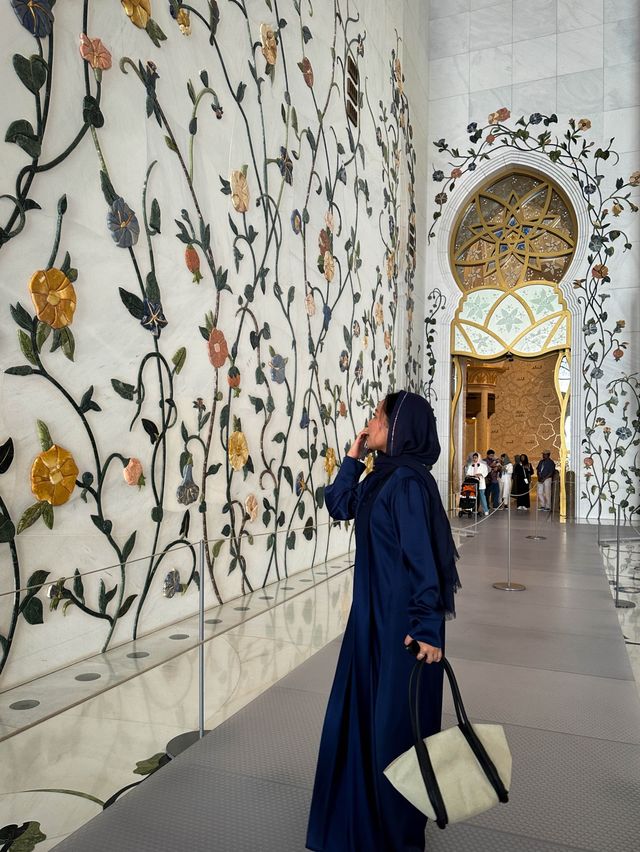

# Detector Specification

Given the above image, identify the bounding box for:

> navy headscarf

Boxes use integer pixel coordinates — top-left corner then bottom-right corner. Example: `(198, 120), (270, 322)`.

(360, 390), (460, 619)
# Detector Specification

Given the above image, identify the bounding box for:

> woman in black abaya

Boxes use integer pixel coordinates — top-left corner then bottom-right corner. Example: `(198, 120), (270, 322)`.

(306, 390), (460, 852)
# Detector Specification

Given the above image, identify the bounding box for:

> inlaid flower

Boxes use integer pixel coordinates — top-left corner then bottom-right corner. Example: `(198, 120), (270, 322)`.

(612, 202), (623, 217)
(295, 471), (305, 496)
(298, 57), (314, 87)
(394, 58), (403, 94)
(374, 301), (384, 326)
(386, 252), (395, 280)
(323, 251), (335, 283)
(318, 228), (331, 255)
(121, 0), (151, 29)
(614, 319), (626, 332)
(339, 350), (350, 372)
(228, 431), (249, 471)
(466, 122), (477, 134)
(468, 163), (476, 171)
(590, 367), (603, 380)
(260, 23), (278, 65)
(432, 170), (444, 182)
(29, 268), (76, 329)
(325, 210), (334, 232)
(486, 133), (496, 145)
(384, 329), (391, 349)
(363, 334), (369, 349)
(595, 417), (606, 427)
(11, 0), (54, 37)
(589, 234), (605, 252)
(270, 353), (287, 384)
(231, 169), (250, 213)
(176, 463), (199, 505)
(435, 192), (448, 205)
(629, 171), (640, 187)
(123, 457), (145, 487)
(163, 569), (182, 598)
(603, 426), (612, 435)
(140, 299), (168, 337)
(584, 184), (596, 195)
(300, 408), (310, 429)
(107, 197), (140, 248)
(305, 293), (316, 316)
(227, 365), (241, 388)
(450, 168), (462, 179)
(616, 426), (632, 439)
(529, 113), (542, 125)
(583, 456), (593, 467)
(185, 244), (203, 283)
(613, 347), (625, 361)
(488, 107), (510, 124)
(339, 401), (347, 418)
(322, 303), (331, 330)
(291, 209), (302, 234)
(31, 444), (78, 506)
(79, 35), (112, 71)
(245, 493), (258, 522)
(577, 118), (591, 131)
(324, 448), (336, 479)
(592, 264), (608, 280)
(354, 358), (363, 383)
(176, 7), (191, 35)
(208, 328), (229, 368)
(352, 320), (361, 337)
(376, 127), (383, 146)
(277, 147), (293, 185)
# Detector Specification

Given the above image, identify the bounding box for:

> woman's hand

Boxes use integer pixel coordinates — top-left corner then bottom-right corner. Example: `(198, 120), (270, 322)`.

(347, 428), (369, 460)
(405, 634), (442, 664)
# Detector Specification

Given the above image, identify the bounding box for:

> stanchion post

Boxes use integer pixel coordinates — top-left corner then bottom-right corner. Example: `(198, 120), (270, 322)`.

(614, 505), (636, 610)
(166, 538), (212, 758)
(493, 501), (526, 591)
(526, 481), (546, 541)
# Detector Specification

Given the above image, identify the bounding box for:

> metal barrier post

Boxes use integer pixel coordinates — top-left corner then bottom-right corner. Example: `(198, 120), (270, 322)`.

(614, 506), (636, 610)
(527, 479), (546, 541)
(166, 539), (211, 757)
(493, 501), (526, 591)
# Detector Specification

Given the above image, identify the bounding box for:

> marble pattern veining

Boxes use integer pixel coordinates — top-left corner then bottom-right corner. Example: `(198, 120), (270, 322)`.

(428, 11), (470, 60)
(513, 35), (557, 85)
(513, 0), (558, 42)
(604, 17), (640, 66)
(557, 0), (605, 32)
(469, 44), (513, 92)
(512, 77), (558, 119)
(557, 24), (604, 76)
(603, 60), (640, 110)
(469, 2), (513, 52)
(556, 68), (605, 114)
(428, 53), (471, 99)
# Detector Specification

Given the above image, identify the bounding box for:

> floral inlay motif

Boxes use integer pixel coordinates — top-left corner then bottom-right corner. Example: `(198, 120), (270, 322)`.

(31, 445), (78, 506)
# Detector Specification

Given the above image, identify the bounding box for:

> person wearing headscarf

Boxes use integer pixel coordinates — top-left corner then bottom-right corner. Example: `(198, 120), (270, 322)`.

(306, 391), (460, 852)
(499, 453), (513, 509)
(513, 453), (533, 510)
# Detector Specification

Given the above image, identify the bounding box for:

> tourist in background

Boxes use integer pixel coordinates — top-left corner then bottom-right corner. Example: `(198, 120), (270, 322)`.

(536, 451), (556, 512)
(513, 453), (533, 510)
(499, 453), (513, 508)
(484, 449), (502, 509)
(466, 452), (489, 515)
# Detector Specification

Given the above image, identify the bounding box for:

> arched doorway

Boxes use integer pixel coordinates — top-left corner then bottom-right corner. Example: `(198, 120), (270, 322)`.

(449, 168), (576, 519)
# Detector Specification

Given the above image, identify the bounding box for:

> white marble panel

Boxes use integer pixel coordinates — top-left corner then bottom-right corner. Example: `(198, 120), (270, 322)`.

(469, 2), (513, 52)
(603, 107), (640, 154)
(470, 0), (506, 9)
(604, 0), (638, 21)
(513, 77), (558, 118)
(513, 0), (557, 43)
(430, 0), (471, 18)
(469, 44), (513, 92)
(469, 85), (513, 124)
(604, 18), (640, 67)
(428, 94), (471, 146)
(556, 68), (604, 114)
(428, 11), (471, 59)
(429, 53), (470, 99)
(557, 0), (604, 32)
(513, 34), (557, 84)
(604, 61), (640, 110)
(557, 25), (604, 76)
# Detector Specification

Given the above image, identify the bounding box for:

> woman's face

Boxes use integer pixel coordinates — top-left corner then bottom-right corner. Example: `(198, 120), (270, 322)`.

(366, 399), (389, 452)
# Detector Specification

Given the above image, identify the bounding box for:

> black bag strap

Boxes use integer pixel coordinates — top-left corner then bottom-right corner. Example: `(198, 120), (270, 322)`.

(409, 657), (509, 831)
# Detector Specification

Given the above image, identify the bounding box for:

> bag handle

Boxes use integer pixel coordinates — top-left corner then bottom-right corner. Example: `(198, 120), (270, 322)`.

(409, 657), (509, 830)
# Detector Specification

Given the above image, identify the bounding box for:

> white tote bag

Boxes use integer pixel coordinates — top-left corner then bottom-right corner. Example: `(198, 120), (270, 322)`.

(384, 658), (512, 828)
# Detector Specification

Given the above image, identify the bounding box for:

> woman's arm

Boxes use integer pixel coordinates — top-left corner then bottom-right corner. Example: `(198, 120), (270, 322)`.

(392, 476), (444, 649)
(325, 456), (365, 520)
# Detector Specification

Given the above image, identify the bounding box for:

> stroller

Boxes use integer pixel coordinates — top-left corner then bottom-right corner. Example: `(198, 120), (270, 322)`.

(458, 476), (479, 517)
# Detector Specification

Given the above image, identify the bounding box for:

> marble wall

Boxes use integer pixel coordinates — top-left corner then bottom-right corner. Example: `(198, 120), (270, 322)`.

(423, 0), (640, 519)
(0, 0), (429, 688)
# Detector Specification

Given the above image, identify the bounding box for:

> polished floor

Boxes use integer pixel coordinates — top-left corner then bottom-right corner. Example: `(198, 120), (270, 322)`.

(45, 511), (640, 851)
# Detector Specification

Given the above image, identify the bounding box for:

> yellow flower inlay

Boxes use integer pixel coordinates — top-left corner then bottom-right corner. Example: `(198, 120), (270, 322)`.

(31, 444), (79, 506)
(260, 23), (278, 65)
(228, 431), (249, 471)
(324, 447), (336, 479)
(231, 169), (250, 213)
(29, 268), (77, 329)
(121, 0), (151, 29)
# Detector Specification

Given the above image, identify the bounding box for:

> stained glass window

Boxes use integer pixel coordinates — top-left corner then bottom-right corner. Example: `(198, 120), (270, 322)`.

(451, 169), (576, 359)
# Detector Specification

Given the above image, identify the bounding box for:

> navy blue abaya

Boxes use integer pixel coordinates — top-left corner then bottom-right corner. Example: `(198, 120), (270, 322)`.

(306, 456), (446, 852)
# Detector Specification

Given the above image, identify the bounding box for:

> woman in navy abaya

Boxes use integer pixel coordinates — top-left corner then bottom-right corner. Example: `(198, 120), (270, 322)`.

(306, 390), (460, 852)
